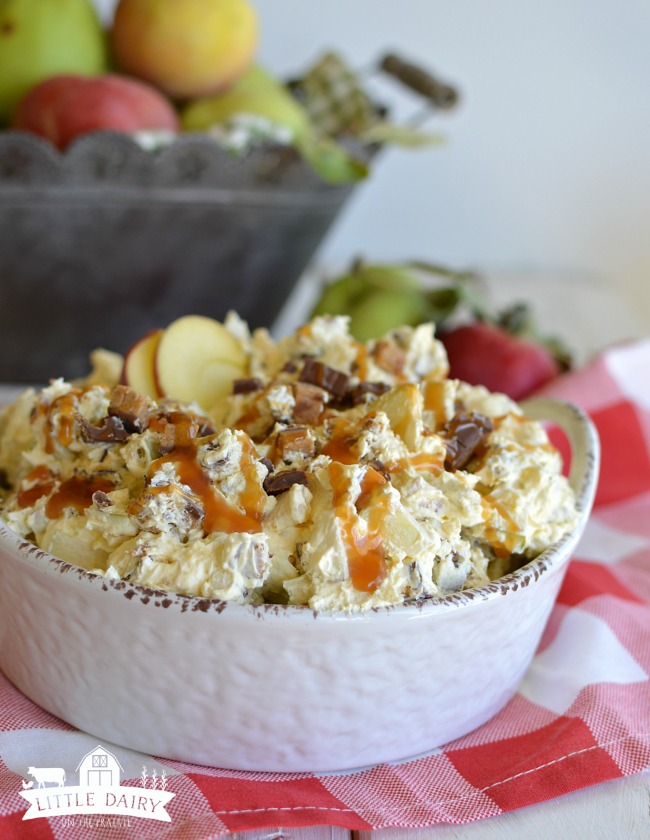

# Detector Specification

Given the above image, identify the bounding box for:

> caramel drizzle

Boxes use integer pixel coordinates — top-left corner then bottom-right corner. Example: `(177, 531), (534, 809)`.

(481, 494), (522, 559)
(422, 380), (447, 429)
(16, 465), (55, 508)
(329, 462), (388, 593)
(323, 416), (444, 478)
(16, 465), (113, 519)
(144, 412), (263, 535)
(405, 451), (445, 474)
(45, 476), (114, 519)
(354, 343), (369, 381)
(321, 417), (358, 465)
(31, 391), (81, 454)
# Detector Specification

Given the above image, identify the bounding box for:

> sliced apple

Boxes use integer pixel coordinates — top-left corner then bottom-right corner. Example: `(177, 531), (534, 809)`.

(155, 315), (248, 409)
(121, 329), (164, 398)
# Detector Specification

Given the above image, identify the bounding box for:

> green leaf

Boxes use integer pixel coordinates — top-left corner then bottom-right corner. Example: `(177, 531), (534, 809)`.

(360, 122), (446, 148)
(297, 132), (369, 184)
(405, 260), (478, 284)
(426, 287), (465, 325)
(496, 302), (535, 336)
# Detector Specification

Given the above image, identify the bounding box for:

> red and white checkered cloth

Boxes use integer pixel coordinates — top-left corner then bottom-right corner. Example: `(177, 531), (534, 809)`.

(1, 339), (649, 838)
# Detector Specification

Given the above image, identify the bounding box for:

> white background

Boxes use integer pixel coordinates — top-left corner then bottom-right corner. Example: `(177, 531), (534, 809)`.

(95, 0), (650, 332)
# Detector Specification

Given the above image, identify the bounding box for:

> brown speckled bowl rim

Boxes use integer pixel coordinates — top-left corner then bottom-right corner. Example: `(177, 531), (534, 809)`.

(0, 398), (600, 622)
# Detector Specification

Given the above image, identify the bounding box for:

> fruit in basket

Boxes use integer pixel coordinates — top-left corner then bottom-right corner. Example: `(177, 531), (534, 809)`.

(0, 0), (107, 124)
(111, 0), (259, 99)
(181, 64), (310, 141)
(12, 74), (180, 150)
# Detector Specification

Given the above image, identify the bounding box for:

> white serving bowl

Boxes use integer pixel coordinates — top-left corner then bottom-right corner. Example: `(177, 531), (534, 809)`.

(0, 397), (599, 773)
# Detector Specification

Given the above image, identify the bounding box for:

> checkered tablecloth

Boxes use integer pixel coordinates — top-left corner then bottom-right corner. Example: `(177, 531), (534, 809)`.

(1, 339), (649, 838)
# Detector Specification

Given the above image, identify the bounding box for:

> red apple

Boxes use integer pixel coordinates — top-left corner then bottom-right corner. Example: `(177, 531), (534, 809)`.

(12, 74), (179, 150)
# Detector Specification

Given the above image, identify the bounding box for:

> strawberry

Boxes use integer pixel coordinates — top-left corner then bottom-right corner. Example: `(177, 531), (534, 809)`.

(439, 321), (562, 401)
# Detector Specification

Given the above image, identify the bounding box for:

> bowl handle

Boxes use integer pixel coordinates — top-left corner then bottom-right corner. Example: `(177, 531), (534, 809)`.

(519, 397), (601, 526)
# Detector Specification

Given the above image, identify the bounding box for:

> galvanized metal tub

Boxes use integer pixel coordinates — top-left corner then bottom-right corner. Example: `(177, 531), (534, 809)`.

(0, 131), (358, 383)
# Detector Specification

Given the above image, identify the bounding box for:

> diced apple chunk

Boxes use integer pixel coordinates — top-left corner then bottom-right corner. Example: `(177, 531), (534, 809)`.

(370, 383), (423, 451)
(121, 329), (163, 398)
(155, 315), (247, 409)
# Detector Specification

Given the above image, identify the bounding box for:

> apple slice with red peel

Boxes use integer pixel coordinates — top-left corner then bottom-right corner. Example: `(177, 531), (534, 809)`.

(121, 329), (164, 397)
(155, 315), (247, 409)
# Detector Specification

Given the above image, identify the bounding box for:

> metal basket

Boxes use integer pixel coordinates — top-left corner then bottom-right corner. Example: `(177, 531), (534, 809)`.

(0, 131), (359, 382)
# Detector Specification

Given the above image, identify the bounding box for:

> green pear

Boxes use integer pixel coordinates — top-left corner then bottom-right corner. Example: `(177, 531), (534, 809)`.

(311, 273), (373, 318)
(0, 0), (107, 124)
(312, 262), (429, 339)
(348, 289), (429, 342)
(181, 64), (310, 140)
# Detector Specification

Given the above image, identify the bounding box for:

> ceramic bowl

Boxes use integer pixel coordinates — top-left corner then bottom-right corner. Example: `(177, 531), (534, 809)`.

(0, 397), (599, 773)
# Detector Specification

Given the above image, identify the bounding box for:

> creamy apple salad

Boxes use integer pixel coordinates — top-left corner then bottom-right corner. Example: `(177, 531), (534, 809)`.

(0, 314), (579, 612)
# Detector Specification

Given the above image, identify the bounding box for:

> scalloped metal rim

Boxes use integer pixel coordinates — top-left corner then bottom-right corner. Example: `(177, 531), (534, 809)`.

(0, 130), (359, 197)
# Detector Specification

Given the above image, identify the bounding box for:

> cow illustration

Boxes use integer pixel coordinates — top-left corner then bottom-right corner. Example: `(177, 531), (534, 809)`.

(27, 767), (66, 788)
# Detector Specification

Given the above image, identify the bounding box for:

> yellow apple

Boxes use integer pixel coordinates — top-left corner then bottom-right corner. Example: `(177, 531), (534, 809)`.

(111, 0), (258, 99)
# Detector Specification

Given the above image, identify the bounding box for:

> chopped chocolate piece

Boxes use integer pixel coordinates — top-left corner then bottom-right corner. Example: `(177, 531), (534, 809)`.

(0, 468), (10, 490)
(292, 382), (325, 424)
(92, 490), (113, 510)
(78, 415), (129, 444)
(345, 381), (391, 406)
(275, 426), (316, 461)
(197, 421), (216, 437)
(299, 358), (350, 399)
(373, 340), (406, 375)
(108, 385), (153, 433)
(283, 361), (299, 373)
(263, 469), (308, 496)
(443, 412), (493, 471)
(233, 378), (264, 395)
(260, 457), (275, 474)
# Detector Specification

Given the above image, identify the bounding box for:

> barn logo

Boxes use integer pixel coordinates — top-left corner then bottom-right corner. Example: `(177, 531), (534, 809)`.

(19, 745), (175, 823)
